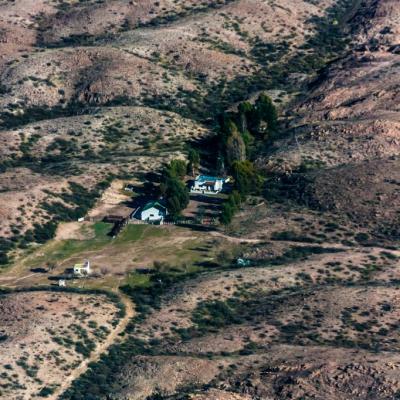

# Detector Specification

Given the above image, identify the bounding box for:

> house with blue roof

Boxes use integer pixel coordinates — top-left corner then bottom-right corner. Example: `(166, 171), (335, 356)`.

(190, 175), (226, 194)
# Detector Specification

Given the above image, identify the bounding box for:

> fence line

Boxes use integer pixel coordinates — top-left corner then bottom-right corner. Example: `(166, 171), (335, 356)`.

(128, 219), (218, 226)
(80, 216), (219, 228)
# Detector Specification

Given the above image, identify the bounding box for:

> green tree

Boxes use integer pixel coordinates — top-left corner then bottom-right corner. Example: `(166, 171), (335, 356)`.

(228, 190), (242, 211)
(164, 177), (189, 217)
(32, 221), (58, 243)
(231, 160), (262, 196)
(237, 101), (253, 133)
(220, 191), (242, 225)
(187, 149), (200, 176)
(166, 159), (187, 179)
(225, 121), (246, 167)
(216, 152), (225, 175)
(254, 94), (278, 135)
(220, 202), (234, 225)
(241, 129), (255, 158)
(166, 195), (182, 217)
(160, 158), (190, 217)
(153, 261), (170, 273)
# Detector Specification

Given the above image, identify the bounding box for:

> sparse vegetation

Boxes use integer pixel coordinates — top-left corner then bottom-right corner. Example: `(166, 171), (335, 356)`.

(0, 0), (398, 399)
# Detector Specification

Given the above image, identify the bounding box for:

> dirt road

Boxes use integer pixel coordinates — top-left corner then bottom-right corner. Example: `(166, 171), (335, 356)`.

(210, 231), (262, 244)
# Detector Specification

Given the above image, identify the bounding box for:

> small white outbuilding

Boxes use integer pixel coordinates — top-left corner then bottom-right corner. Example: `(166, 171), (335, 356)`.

(73, 260), (91, 277)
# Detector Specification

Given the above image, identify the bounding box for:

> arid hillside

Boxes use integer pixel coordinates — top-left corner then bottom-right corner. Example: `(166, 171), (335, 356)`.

(262, 0), (400, 237)
(1, 0), (400, 400)
(0, 0), (347, 263)
(0, 289), (127, 399)
(265, 0), (400, 169)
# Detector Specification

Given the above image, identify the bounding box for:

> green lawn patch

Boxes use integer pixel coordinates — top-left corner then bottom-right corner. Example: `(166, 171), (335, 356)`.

(115, 225), (167, 244)
(124, 272), (152, 289)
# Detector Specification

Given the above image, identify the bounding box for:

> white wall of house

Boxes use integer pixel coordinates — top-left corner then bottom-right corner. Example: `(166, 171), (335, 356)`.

(141, 207), (165, 221)
(213, 180), (223, 191)
(73, 260), (91, 276)
(191, 179), (224, 193)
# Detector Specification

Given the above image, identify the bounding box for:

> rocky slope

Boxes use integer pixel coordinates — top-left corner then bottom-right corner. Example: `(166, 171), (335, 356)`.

(0, 0), (338, 253)
(1, 0), (400, 400)
(262, 0), (400, 237)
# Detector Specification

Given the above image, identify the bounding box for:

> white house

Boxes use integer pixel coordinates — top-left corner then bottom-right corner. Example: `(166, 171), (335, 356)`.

(73, 260), (91, 277)
(140, 201), (168, 224)
(190, 175), (226, 194)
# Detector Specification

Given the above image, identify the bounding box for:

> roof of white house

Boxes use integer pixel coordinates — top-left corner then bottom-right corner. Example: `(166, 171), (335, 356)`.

(141, 201), (167, 213)
(195, 175), (224, 183)
(74, 260), (90, 269)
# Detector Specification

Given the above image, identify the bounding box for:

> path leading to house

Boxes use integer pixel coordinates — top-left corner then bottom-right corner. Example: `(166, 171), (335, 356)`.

(210, 232), (400, 260)
(210, 231), (262, 244)
(2, 273), (37, 283)
(48, 291), (135, 400)
(210, 231), (349, 246)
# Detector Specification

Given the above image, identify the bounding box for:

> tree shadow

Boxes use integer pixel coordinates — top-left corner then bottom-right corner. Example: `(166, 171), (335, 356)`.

(189, 194), (225, 204)
(187, 135), (220, 173)
(175, 223), (217, 232)
(30, 267), (48, 273)
(48, 273), (74, 281)
(194, 260), (220, 268)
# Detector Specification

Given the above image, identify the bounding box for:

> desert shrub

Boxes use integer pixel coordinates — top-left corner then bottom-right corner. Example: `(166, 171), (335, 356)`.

(46, 138), (78, 154)
(0, 239), (14, 265)
(0, 103), (85, 130)
(88, 321), (98, 329)
(42, 180), (110, 222)
(380, 251), (397, 260)
(31, 221), (58, 243)
(75, 340), (95, 358)
(239, 341), (259, 355)
(269, 246), (343, 266)
(250, 40), (289, 66)
(354, 232), (369, 242)
(121, 271), (197, 326)
(192, 300), (243, 330)
(0, 334), (8, 342)
(38, 386), (56, 397)
(102, 123), (125, 143)
(271, 231), (316, 243)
